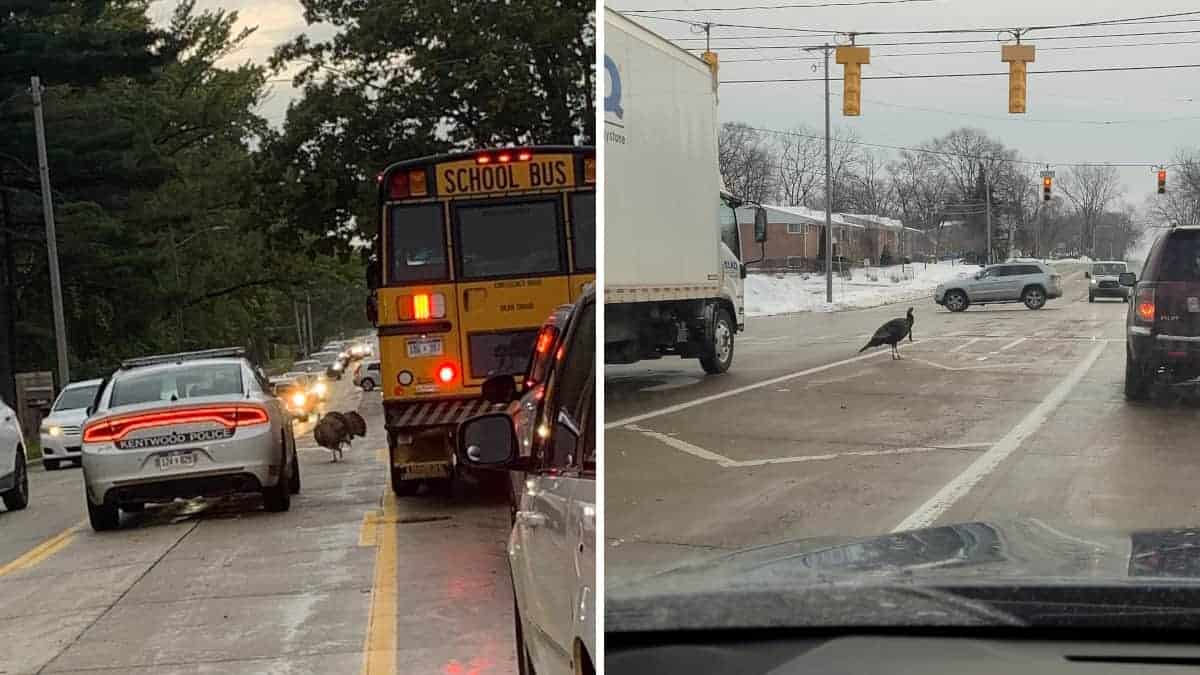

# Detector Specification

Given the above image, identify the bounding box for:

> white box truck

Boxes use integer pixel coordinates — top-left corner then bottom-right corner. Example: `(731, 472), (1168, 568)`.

(604, 8), (765, 374)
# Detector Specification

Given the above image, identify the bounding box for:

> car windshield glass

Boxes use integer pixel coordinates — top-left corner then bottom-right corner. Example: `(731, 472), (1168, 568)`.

(1093, 263), (1124, 275)
(455, 200), (562, 279)
(110, 364), (243, 407)
(54, 385), (99, 411)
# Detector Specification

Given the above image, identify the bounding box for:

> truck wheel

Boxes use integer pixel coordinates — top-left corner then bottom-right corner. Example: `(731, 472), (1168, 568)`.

(1124, 349), (1152, 401)
(699, 307), (735, 375)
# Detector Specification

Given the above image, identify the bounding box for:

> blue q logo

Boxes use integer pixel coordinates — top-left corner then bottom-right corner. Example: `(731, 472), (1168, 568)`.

(604, 54), (623, 120)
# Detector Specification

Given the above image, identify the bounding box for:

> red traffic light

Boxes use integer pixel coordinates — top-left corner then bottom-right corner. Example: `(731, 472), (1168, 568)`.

(1158, 170), (1167, 194)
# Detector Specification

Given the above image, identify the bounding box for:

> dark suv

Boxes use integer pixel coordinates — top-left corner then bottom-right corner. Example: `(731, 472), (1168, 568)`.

(1122, 226), (1200, 399)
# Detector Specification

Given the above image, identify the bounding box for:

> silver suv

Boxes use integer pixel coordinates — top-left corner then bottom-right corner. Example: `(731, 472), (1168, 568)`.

(935, 261), (1063, 312)
(81, 348), (300, 531)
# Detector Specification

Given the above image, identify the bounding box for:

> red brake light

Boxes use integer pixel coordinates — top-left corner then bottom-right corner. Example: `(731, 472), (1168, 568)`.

(1136, 286), (1155, 323)
(389, 171), (410, 199)
(497, 152), (512, 163)
(437, 364), (457, 384)
(82, 405), (268, 443)
(535, 329), (556, 354)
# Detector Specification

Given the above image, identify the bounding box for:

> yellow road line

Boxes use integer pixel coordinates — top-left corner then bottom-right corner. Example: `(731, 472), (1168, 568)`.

(0, 520), (83, 577)
(362, 492), (398, 674)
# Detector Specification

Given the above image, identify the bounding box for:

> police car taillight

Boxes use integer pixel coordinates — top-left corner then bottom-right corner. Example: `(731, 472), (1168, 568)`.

(82, 405), (269, 443)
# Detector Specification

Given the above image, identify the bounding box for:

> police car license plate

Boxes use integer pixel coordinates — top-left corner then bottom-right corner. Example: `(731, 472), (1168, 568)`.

(406, 337), (443, 358)
(156, 451), (196, 470)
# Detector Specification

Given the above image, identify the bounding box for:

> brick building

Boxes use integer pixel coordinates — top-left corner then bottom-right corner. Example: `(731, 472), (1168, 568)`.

(737, 204), (909, 271)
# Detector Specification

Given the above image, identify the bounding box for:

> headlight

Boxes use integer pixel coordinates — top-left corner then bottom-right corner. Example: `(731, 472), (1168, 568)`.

(332, 362), (344, 371)
(314, 382), (327, 395)
(291, 392), (307, 407)
(47, 425), (63, 437)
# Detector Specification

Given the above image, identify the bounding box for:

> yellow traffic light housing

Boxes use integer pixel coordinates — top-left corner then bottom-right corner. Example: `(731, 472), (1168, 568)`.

(1002, 44), (1035, 114)
(836, 46), (870, 117)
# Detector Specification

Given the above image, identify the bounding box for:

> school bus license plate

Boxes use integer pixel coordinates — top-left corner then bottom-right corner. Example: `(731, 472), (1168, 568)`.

(406, 337), (443, 358)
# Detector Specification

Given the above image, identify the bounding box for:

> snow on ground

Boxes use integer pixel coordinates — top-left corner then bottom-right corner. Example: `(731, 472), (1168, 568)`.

(745, 261), (977, 317)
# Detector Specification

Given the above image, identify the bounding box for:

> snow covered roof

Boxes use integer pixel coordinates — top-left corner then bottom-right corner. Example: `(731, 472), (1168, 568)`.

(736, 204), (909, 231)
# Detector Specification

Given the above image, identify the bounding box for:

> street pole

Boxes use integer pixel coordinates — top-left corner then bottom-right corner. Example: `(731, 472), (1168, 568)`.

(823, 44), (833, 304)
(305, 292), (315, 353)
(293, 300), (304, 357)
(31, 76), (69, 386)
(984, 169), (992, 265)
(168, 224), (183, 351)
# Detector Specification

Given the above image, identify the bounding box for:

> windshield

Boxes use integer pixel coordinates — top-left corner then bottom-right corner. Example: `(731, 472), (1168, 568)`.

(602, 0), (1192, 635)
(570, 192), (596, 271)
(455, 200), (563, 279)
(109, 364), (243, 407)
(54, 385), (99, 411)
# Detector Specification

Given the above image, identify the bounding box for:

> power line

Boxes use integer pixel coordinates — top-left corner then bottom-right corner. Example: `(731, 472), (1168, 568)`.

(626, 0), (936, 13)
(829, 92), (1200, 126)
(723, 62), (1200, 82)
(686, 28), (1200, 50)
(714, 39), (1200, 61)
(743, 124), (1176, 167)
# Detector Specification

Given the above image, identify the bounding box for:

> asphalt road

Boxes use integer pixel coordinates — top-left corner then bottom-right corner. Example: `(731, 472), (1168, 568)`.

(605, 264), (1200, 582)
(0, 375), (516, 674)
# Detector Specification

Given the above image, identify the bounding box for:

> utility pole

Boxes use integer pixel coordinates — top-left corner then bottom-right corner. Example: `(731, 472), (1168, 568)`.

(31, 76), (69, 386)
(823, 44), (833, 303)
(293, 300), (304, 357)
(305, 292), (315, 353)
(984, 168), (992, 265)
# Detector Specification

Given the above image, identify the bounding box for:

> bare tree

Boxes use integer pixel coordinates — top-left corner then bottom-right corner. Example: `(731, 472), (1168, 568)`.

(1058, 164), (1122, 257)
(842, 149), (892, 215)
(718, 122), (776, 204)
(1153, 148), (1200, 227)
(776, 126), (823, 207)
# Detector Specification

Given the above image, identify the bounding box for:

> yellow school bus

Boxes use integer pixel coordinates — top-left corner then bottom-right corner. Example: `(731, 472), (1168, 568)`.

(371, 145), (595, 496)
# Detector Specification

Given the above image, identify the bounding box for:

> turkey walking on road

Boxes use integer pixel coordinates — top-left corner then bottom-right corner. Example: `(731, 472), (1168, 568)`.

(858, 307), (914, 360)
(314, 412), (354, 462)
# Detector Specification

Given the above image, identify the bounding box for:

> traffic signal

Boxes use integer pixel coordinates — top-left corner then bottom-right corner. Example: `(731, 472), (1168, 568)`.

(1157, 169), (1167, 194)
(1042, 175), (1052, 201)
(836, 46), (870, 116)
(1001, 44), (1036, 114)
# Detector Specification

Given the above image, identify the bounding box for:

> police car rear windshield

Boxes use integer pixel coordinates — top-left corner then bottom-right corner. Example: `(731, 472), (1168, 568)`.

(110, 364), (243, 407)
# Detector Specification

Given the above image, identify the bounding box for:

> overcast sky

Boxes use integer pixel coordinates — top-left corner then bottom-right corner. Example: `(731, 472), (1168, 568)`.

(153, 1), (335, 128)
(608, 0), (1200, 211)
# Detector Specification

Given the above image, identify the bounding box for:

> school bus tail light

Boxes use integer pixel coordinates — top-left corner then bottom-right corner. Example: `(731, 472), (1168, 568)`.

(437, 363), (458, 384)
(389, 170), (428, 199)
(398, 292), (446, 320)
(517, 150), (532, 161)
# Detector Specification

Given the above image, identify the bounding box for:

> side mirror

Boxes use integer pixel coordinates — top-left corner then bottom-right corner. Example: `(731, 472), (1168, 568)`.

(754, 207), (768, 243)
(1119, 272), (1137, 287)
(85, 406), (94, 417)
(481, 375), (518, 404)
(457, 413), (518, 469)
(1084, 271), (1091, 279)
(366, 258), (380, 291)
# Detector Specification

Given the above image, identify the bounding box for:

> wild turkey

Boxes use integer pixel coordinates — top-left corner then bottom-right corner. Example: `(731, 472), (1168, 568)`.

(344, 411), (367, 439)
(859, 307), (914, 360)
(314, 412), (352, 462)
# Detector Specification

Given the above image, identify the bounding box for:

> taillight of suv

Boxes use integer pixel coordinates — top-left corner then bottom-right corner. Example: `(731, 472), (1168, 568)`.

(1135, 285), (1156, 324)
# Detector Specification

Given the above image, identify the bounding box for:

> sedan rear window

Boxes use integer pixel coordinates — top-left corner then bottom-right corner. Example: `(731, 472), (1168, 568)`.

(110, 364), (243, 407)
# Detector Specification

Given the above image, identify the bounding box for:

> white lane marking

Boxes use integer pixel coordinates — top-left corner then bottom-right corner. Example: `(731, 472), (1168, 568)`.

(950, 337), (980, 353)
(622, 423), (991, 468)
(624, 424), (738, 467)
(606, 347), (896, 429)
(1027, 517), (1111, 552)
(892, 341), (1106, 533)
(998, 337), (1027, 352)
